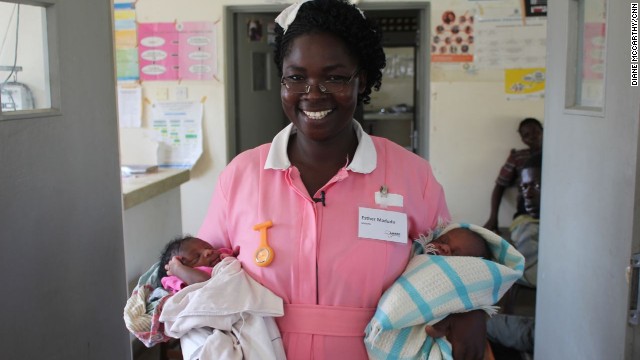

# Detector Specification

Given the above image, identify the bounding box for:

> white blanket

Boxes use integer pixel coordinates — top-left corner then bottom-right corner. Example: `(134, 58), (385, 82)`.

(159, 257), (286, 360)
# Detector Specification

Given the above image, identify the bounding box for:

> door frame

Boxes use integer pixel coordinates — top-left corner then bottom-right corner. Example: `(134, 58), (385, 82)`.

(538, 0), (640, 358)
(223, 2), (432, 162)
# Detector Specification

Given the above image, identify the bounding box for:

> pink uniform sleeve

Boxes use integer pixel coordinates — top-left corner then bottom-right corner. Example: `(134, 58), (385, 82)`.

(425, 167), (451, 230)
(197, 176), (233, 250)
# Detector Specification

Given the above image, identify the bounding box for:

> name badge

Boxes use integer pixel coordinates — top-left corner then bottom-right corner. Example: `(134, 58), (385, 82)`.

(358, 207), (408, 243)
(375, 191), (404, 207)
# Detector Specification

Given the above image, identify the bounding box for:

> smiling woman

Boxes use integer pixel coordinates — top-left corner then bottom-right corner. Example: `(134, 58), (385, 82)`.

(280, 32), (364, 183)
(195, 1), (486, 359)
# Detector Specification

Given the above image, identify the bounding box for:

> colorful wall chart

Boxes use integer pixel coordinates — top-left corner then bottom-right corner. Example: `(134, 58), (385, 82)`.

(138, 22), (180, 81)
(138, 21), (217, 81)
(431, 9), (474, 63)
(114, 2), (139, 81)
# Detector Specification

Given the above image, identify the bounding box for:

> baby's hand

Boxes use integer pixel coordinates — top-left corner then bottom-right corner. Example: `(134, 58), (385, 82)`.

(220, 246), (240, 260)
(165, 256), (185, 276)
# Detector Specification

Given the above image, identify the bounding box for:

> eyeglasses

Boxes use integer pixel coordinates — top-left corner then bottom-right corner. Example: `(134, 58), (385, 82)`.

(280, 69), (360, 94)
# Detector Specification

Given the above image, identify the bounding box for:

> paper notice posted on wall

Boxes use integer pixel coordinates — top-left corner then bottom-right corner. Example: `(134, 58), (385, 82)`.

(150, 101), (203, 168)
(118, 84), (142, 127)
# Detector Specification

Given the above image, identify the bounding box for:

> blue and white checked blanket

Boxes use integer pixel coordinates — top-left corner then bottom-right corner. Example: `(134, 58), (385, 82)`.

(364, 223), (525, 360)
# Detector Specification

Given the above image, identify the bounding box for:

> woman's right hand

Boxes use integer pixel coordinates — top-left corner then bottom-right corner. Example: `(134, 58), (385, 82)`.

(428, 311), (487, 360)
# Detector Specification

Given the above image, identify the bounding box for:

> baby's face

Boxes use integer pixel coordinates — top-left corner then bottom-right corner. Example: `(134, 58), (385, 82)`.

(429, 229), (486, 257)
(179, 238), (223, 268)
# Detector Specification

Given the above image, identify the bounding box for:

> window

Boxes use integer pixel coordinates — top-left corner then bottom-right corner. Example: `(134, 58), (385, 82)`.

(0, 1), (56, 119)
(566, 0), (607, 111)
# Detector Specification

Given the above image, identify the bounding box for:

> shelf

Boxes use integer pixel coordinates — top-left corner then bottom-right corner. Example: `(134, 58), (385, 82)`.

(363, 112), (414, 121)
(121, 168), (190, 209)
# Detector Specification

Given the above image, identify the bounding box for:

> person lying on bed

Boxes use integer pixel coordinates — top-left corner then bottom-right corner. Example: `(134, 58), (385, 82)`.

(156, 236), (234, 293)
(364, 223), (525, 360)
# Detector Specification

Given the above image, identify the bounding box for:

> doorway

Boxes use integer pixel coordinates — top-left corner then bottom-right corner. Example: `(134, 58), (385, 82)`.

(365, 11), (421, 153)
(224, 3), (431, 161)
(231, 11), (287, 157)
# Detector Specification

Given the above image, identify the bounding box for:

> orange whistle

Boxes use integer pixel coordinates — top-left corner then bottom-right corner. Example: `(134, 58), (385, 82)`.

(253, 220), (274, 267)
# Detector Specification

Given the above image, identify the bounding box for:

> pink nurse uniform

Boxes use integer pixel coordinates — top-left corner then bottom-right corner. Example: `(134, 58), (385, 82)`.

(198, 121), (450, 359)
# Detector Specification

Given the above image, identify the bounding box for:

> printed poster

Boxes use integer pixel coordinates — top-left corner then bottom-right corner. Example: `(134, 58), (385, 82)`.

(117, 84), (142, 128)
(431, 9), (475, 63)
(504, 68), (545, 100)
(474, 6), (547, 69)
(150, 101), (203, 168)
(138, 22), (180, 81)
(178, 22), (217, 80)
(138, 21), (217, 81)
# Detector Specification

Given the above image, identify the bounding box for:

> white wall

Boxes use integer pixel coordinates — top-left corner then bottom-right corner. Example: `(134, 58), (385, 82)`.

(123, 187), (183, 292)
(124, 0), (545, 235)
(430, 81), (544, 225)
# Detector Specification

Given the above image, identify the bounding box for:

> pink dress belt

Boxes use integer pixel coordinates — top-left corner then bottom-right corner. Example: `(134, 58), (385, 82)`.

(276, 303), (376, 337)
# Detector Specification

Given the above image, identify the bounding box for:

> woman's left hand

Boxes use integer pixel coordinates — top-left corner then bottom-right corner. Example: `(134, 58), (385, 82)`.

(429, 310), (487, 360)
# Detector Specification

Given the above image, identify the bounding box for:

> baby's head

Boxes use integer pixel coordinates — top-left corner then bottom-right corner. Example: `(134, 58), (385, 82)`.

(427, 228), (492, 259)
(157, 236), (224, 280)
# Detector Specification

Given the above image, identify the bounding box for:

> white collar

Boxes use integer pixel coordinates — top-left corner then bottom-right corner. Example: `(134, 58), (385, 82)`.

(264, 120), (377, 174)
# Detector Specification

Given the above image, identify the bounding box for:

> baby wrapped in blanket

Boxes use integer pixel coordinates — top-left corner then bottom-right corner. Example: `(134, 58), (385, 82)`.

(364, 223), (525, 360)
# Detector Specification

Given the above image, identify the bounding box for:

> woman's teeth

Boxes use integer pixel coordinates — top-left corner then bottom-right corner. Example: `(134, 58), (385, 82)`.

(303, 110), (331, 120)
